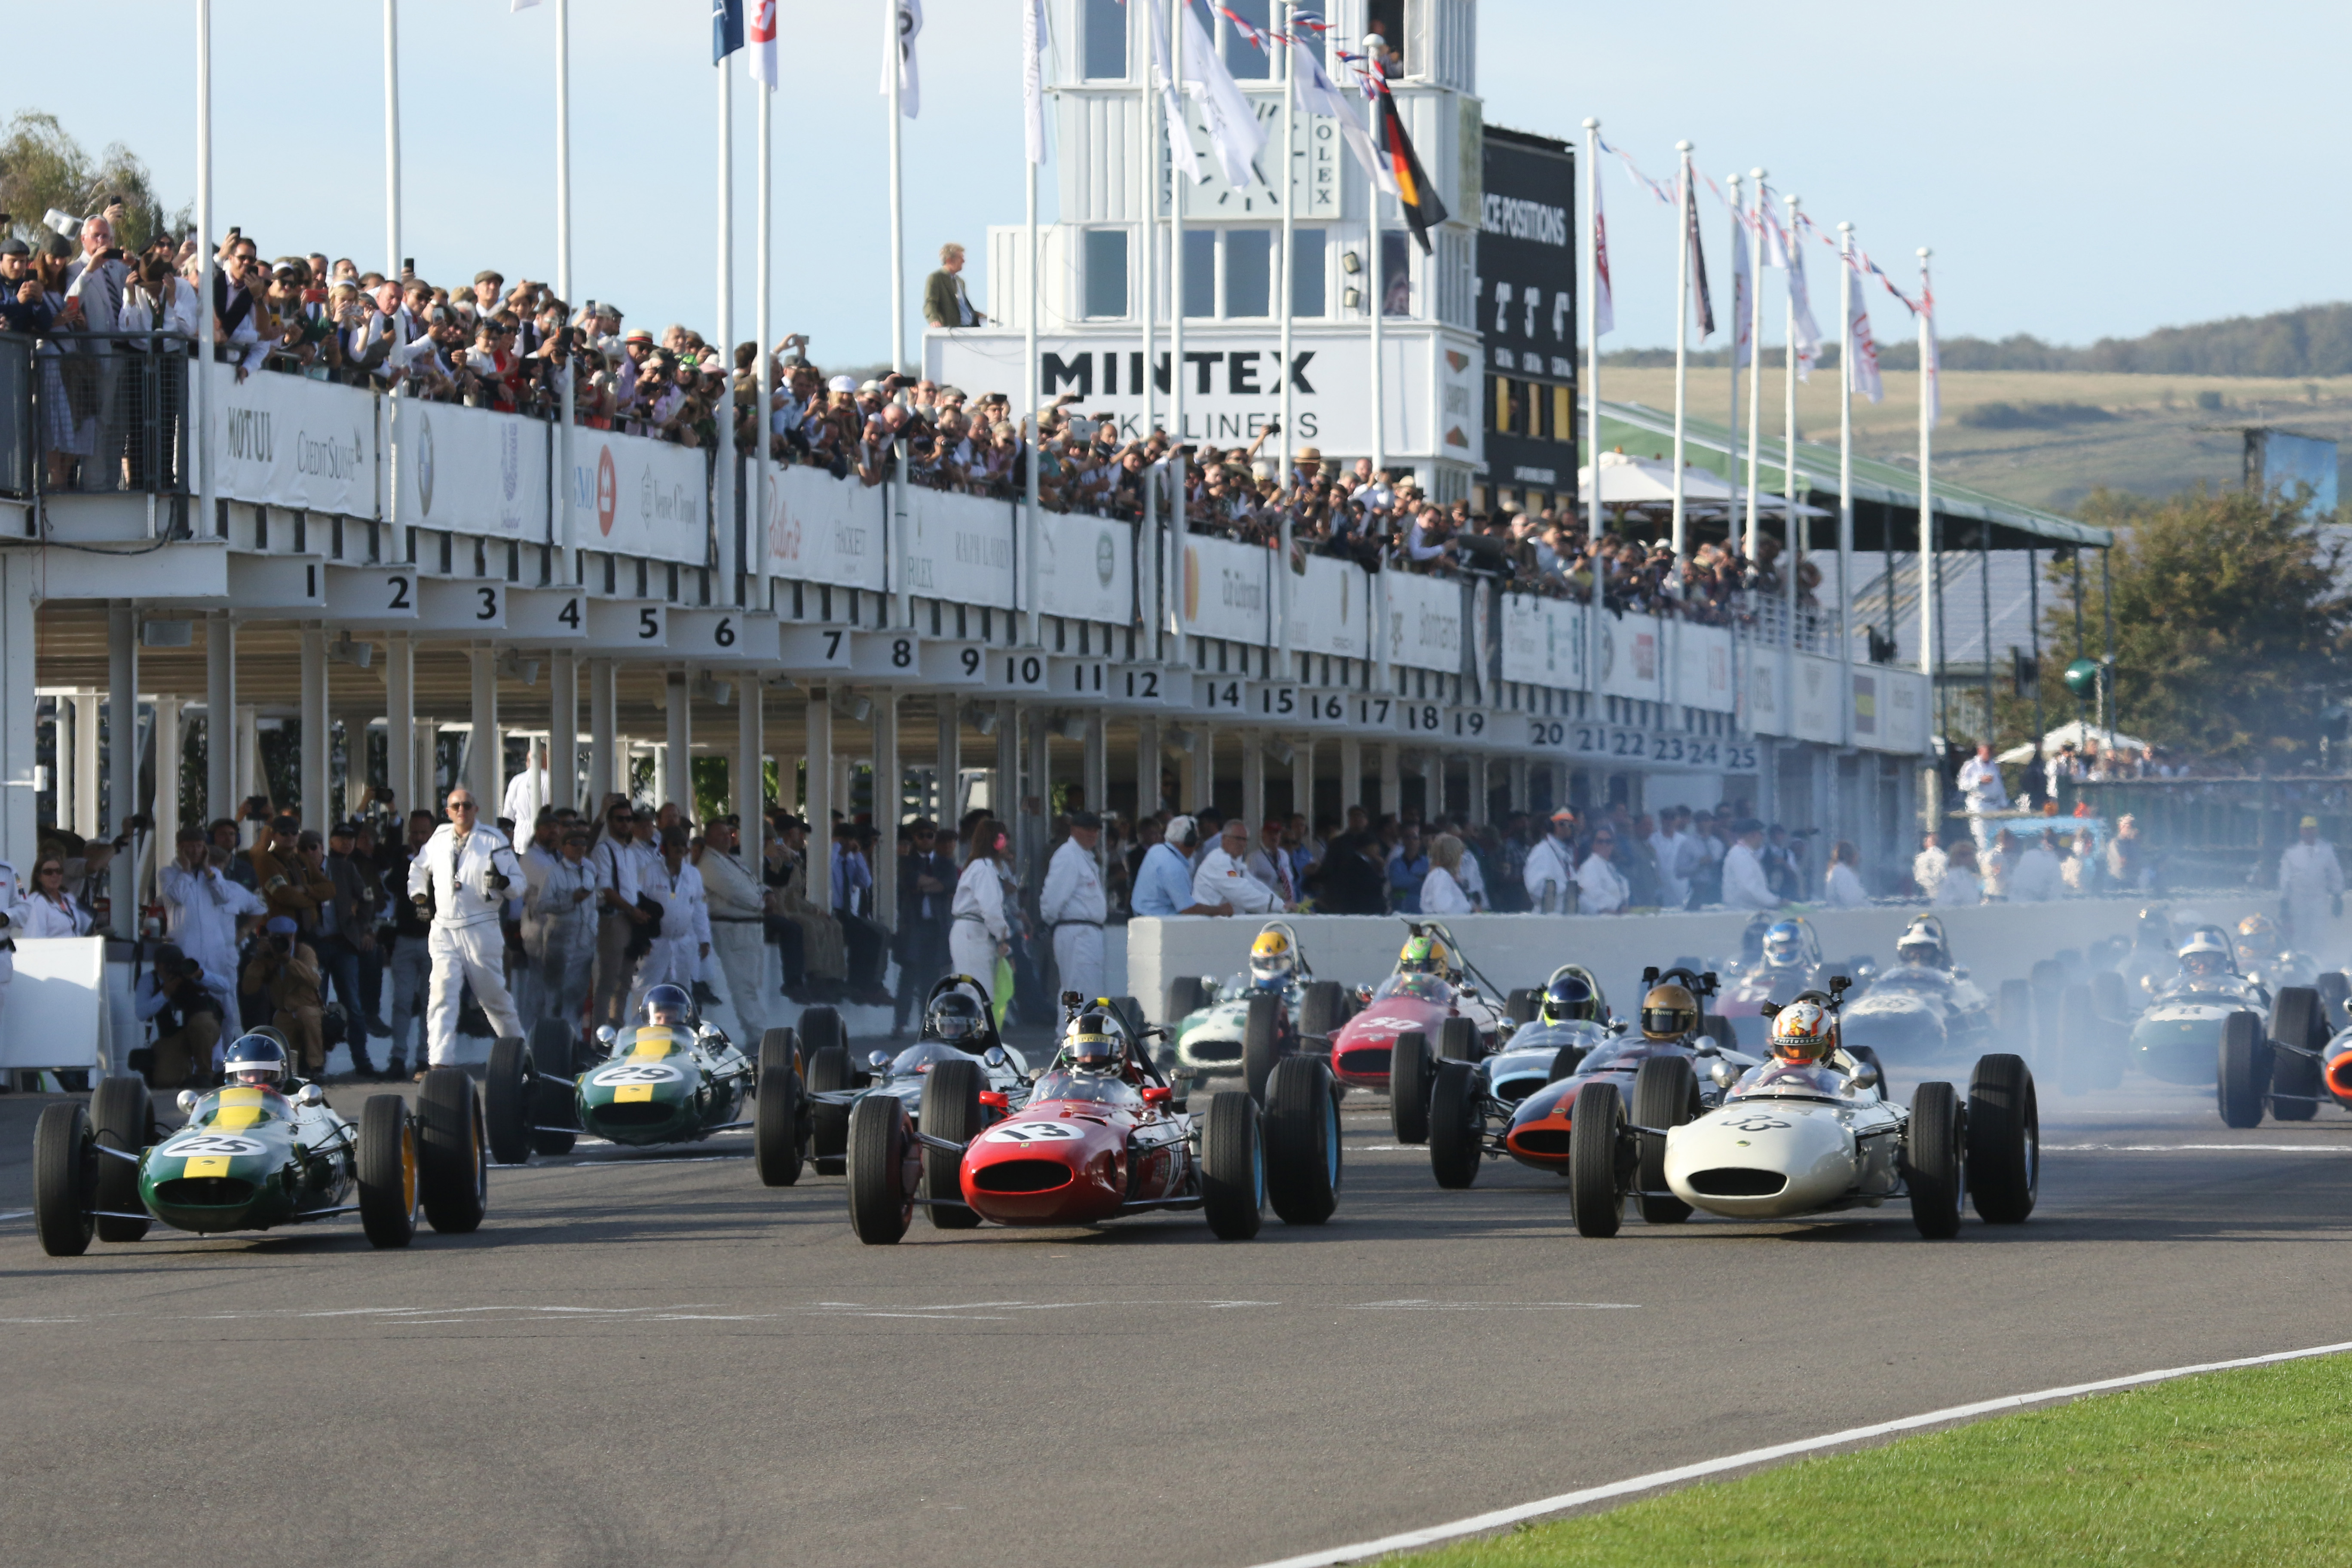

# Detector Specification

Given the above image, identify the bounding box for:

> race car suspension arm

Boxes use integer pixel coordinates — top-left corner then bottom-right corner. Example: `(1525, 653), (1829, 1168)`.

(914, 1130), (971, 1156)
(699, 1121), (754, 1133)
(93, 1143), (141, 1164)
(90, 1210), (151, 1221)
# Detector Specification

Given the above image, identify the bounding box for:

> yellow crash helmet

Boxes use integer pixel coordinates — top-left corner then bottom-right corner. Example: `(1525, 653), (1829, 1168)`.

(1771, 999), (1833, 1064)
(1250, 927), (1297, 987)
(1639, 983), (1699, 1042)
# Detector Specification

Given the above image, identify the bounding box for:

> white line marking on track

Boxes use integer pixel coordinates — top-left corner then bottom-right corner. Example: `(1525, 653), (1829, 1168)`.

(1250, 1338), (2352, 1568)
(2043, 1143), (2352, 1152)
(0, 1209), (32, 1223)
(1350, 1299), (1638, 1312)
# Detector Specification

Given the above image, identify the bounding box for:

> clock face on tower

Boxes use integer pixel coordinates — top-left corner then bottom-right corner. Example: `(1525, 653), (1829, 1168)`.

(1173, 96), (1289, 218)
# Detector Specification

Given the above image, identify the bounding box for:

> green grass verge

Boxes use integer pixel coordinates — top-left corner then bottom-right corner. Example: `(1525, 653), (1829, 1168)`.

(1404, 1355), (2352, 1567)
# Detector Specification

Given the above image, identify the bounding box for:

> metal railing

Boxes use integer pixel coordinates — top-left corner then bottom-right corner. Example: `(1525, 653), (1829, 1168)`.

(0, 334), (30, 498)
(2053, 775), (2352, 891)
(28, 331), (191, 497)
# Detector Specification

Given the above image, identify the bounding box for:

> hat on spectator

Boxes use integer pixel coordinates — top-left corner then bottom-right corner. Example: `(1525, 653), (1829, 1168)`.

(623, 327), (653, 343)
(1069, 810), (1102, 830)
(1549, 808), (1576, 823)
(474, 270), (503, 285)
(0, 238), (28, 257)
(827, 374), (858, 393)
(266, 916), (298, 935)
(859, 379), (886, 394)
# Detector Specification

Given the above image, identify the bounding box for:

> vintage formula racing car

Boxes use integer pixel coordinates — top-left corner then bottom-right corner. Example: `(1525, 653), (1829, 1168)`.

(2217, 983), (2332, 1128)
(2129, 927), (2273, 1087)
(794, 975), (1040, 1182)
(1389, 964), (1622, 1148)
(1568, 979), (2037, 1240)
(844, 996), (1341, 1243)
(1835, 915), (1995, 1065)
(1714, 917), (1870, 1047)
(1324, 922), (1511, 1091)
(1161, 922), (1353, 1097)
(34, 1034), (486, 1256)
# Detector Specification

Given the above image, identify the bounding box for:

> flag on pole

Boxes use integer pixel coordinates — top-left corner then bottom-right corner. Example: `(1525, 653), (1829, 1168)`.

(882, 0), (923, 119)
(1757, 196), (1788, 269)
(712, 0), (742, 64)
(1591, 154), (1614, 337)
(1847, 260), (1883, 404)
(1786, 239), (1822, 380)
(1921, 279), (1941, 426)
(1730, 214), (1752, 369)
(1685, 172), (1715, 339)
(748, 0), (778, 86)
(1375, 92), (1449, 253)
(1179, 0), (1265, 189)
(1148, 0), (1206, 185)
(511, 0), (541, 10)
(1021, 0), (1047, 164)
(1289, 36), (1394, 195)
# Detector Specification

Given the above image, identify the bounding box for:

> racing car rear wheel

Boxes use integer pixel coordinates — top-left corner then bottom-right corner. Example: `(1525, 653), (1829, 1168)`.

(922, 1057), (985, 1228)
(1547, 1045), (1583, 1083)
(1166, 975), (1209, 1028)
(1301, 981), (1347, 1040)
(1905, 1081), (1964, 1239)
(417, 1068), (488, 1234)
(1390, 1031), (1433, 1145)
(845, 1095), (916, 1244)
(1439, 1016), (1479, 1064)
(1966, 1054), (2038, 1224)
(1506, 988), (1540, 1026)
(2217, 1011), (2272, 1130)
(808, 1044), (854, 1174)
(2317, 971), (2352, 1032)
(1243, 994), (1284, 1103)
(356, 1094), (418, 1248)
(1568, 1081), (1626, 1238)
(1201, 1090), (1265, 1240)
(31, 1102), (95, 1257)
(1427, 1060), (1482, 1190)
(1265, 1055), (1341, 1225)
(755, 1027), (807, 1187)
(2269, 988), (2324, 1123)
(800, 1004), (849, 1080)
(484, 1035), (535, 1167)
(1631, 1057), (1698, 1224)
(90, 1076), (152, 1243)
(528, 1018), (577, 1157)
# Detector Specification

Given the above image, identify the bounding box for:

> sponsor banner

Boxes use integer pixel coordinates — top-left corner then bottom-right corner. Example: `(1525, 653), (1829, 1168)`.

(1382, 569), (1463, 674)
(1180, 533), (1271, 645)
(206, 363), (377, 517)
(1790, 652), (1843, 743)
(1499, 591), (1584, 688)
(1674, 622), (1736, 714)
(1597, 610), (1666, 701)
(569, 428), (708, 566)
(390, 401), (548, 538)
(1859, 667), (1930, 756)
(1037, 510), (1132, 624)
(903, 487), (1016, 609)
(763, 462), (886, 592)
(1292, 552), (1371, 660)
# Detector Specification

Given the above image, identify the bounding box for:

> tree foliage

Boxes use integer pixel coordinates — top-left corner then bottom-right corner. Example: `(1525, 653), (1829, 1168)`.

(2036, 486), (2352, 766)
(0, 110), (184, 256)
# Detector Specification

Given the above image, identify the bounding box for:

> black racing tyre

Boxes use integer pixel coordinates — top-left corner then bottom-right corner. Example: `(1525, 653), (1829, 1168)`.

(1905, 1080), (1964, 1239)
(754, 1027), (806, 1187)
(32, 1102), (94, 1257)
(798, 1003), (845, 1057)
(484, 1035), (534, 1167)
(1202, 1089), (1265, 1240)
(2271, 987), (2325, 1122)
(356, 1093), (418, 1248)
(1631, 1056), (1698, 1224)
(1966, 1054), (2039, 1224)
(845, 1094), (914, 1244)
(1439, 1015), (1479, 1063)
(808, 1043), (854, 1173)
(2317, 971), (2351, 1031)
(1998, 978), (2033, 1040)
(1389, 1030), (1433, 1145)
(417, 1067), (488, 1234)
(2030, 959), (2067, 1063)
(1264, 1055), (1341, 1225)
(90, 1076), (152, 1244)
(2057, 983), (2105, 1095)
(1506, 987), (1541, 1026)
(1243, 993), (1283, 1103)
(1300, 980), (1346, 1040)
(527, 1017), (577, 1156)
(1428, 1060), (1482, 1190)
(1166, 975), (1208, 1027)
(922, 1057), (985, 1228)
(1547, 1044), (1585, 1083)
(2217, 1010), (2271, 1130)
(1568, 1080), (1625, 1239)
(2089, 968), (2128, 1025)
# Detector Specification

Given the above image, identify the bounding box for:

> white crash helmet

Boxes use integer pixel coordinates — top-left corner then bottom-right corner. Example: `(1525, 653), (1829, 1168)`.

(2177, 931), (2231, 976)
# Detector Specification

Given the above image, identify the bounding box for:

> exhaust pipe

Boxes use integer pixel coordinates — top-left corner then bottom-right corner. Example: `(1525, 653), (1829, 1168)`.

(2326, 1052), (2352, 1101)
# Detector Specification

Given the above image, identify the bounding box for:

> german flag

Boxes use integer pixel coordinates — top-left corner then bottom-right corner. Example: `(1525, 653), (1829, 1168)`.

(1376, 92), (1449, 254)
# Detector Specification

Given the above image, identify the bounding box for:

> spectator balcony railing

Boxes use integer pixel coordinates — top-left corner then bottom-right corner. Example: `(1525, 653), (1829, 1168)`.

(24, 330), (192, 502)
(0, 332), (32, 500)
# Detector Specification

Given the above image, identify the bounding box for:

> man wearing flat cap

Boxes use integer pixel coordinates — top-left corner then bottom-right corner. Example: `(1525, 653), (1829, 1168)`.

(1040, 811), (1109, 1001)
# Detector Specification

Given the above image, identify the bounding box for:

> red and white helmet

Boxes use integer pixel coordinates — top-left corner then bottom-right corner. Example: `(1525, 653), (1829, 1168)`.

(1770, 999), (1833, 1064)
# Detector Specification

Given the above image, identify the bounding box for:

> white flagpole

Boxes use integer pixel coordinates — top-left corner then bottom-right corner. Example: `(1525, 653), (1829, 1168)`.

(1023, 122), (1040, 647)
(1670, 139), (1692, 557)
(384, 0), (401, 278)
(1917, 247), (1936, 692)
(196, 0), (215, 555)
(1138, 0), (1158, 646)
(1838, 222), (1856, 671)
(757, 55), (774, 618)
(1744, 166), (1765, 561)
(1367, 37), (1388, 484)
(887, 0), (906, 374)
(555, 0), (575, 584)
(1727, 169), (1742, 547)
(1167, 0), (1188, 641)
(1276, 1), (1296, 669)
(1582, 116), (1602, 715)
(1786, 195), (1803, 530)
(715, 53), (736, 595)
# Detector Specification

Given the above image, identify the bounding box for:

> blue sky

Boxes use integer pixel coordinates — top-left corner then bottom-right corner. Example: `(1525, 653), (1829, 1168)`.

(2, 1), (2339, 363)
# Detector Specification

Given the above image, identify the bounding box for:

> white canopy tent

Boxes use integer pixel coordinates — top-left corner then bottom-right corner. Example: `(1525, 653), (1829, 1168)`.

(1997, 720), (2152, 766)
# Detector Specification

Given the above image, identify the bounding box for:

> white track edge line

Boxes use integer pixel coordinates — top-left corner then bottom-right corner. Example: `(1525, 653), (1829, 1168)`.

(1250, 1338), (2352, 1568)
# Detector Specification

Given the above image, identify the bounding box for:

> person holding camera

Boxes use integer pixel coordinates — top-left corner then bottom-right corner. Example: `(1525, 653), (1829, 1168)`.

(244, 916), (325, 1075)
(405, 789), (525, 1074)
(160, 823), (263, 1034)
(622, 825), (706, 1023)
(134, 943), (227, 1089)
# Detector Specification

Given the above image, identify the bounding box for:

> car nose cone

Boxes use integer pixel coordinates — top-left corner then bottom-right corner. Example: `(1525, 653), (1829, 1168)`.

(1665, 1105), (1854, 1217)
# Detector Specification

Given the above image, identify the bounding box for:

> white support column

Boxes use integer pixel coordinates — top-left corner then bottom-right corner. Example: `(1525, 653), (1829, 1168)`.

(467, 646), (499, 811)
(1136, 717), (1161, 818)
(74, 693), (101, 840)
(664, 671), (690, 811)
(1189, 724), (1215, 816)
(206, 613), (236, 824)
(54, 697), (72, 839)
(1240, 732), (1265, 831)
(413, 718), (437, 813)
(152, 695), (182, 891)
(1467, 754), (1490, 827)
(736, 673), (764, 836)
(937, 702), (962, 824)
(805, 693), (834, 835)
(300, 628), (328, 829)
(234, 704), (258, 835)
(1338, 735), (1363, 814)
(1508, 756), (1530, 814)
(383, 631), (413, 819)
(1289, 736), (1312, 826)
(1420, 751), (1442, 822)
(1024, 705), (1052, 889)
(1378, 741), (1400, 819)
(993, 700), (1018, 823)
(1083, 714), (1107, 823)
(108, 606), (138, 937)
(873, 692), (899, 928)
(0, 554), (36, 874)
(550, 650), (577, 813)
(1552, 760), (1569, 816)
(587, 657), (616, 806)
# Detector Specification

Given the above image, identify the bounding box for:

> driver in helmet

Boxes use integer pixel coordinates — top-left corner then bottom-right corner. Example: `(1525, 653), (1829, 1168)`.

(1761, 920), (1806, 970)
(221, 1032), (292, 1092)
(1540, 972), (1601, 1026)
(1065, 1014), (1124, 1075)
(1398, 933), (1452, 977)
(1249, 927), (1298, 992)
(2178, 933), (2231, 980)
(1638, 983), (1700, 1043)
(926, 987), (988, 1049)
(2236, 913), (2283, 969)
(1896, 921), (1946, 969)
(642, 982), (695, 1030)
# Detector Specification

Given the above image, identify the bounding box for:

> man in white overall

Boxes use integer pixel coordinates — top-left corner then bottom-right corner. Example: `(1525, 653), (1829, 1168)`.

(406, 789), (526, 1067)
(1040, 811), (1109, 1003)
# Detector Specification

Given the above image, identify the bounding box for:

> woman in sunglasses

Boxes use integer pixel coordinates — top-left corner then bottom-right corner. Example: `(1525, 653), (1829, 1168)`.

(18, 856), (93, 937)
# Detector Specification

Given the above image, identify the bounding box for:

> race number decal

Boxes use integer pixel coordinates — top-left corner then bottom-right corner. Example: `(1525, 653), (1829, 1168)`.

(1721, 1115), (1791, 1133)
(164, 1133), (266, 1158)
(983, 1121), (1082, 1144)
(591, 1063), (684, 1087)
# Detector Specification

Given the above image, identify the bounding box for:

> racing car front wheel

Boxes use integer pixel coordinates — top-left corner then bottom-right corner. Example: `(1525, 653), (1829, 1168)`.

(808, 1044), (854, 1174)
(1631, 1057), (1699, 1224)
(1506, 988), (1541, 1026)
(31, 1102), (95, 1257)
(2216, 1011), (2271, 1130)
(1568, 1081), (1627, 1239)
(1201, 1090), (1265, 1240)
(755, 1027), (807, 1187)
(1905, 1081), (1964, 1239)
(417, 1068), (488, 1234)
(1427, 1060), (1482, 1190)
(528, 1018), (578, 1156)
(1264, 1055), (1340, 1224)
(2269, 988), (2324, 1123)
(1243, 995), (1285, 1103)
(922, 1058), (985, 1228)
(1966, 1054), (2038, 1225)
(1390, 1031), (1433, 1145)
(1439, 1017), (1480, 1064)
(356, 1093), (418, 1248)
(1301, 981), (1347, 1039)
(845, 1095), (916, 1244)
(484, 1036), (536, 1167)
(90, 1077), (153, 1243)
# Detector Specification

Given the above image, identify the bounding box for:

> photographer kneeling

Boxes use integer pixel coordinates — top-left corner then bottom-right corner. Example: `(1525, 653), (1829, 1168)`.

(134, 943), (228, 1089)
(243, 916), (325, 1077)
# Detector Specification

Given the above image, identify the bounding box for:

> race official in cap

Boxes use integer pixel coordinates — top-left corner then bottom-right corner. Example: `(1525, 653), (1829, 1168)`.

(1041, 811), (1109, 1002)
(406, 788), (526, 1072)
(2280, 814), (2344, 952)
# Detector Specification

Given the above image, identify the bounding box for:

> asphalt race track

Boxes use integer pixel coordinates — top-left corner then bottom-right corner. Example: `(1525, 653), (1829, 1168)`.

(4, 1055), (2350, 1568)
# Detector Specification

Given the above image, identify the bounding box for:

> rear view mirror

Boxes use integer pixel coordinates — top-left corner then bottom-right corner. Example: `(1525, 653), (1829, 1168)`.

(868, 1050), (892, 1070)
(176, 1089), (200, 1114)
(978, 1090), (1010, 1109)
(983, 1047), (1008, 1068)
(295, 1083), (325, 1107)
(595, 1026), (618, 1047)
(1848, 1060), (1880, 1090)
(1140, 1086), (1171, 1106)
